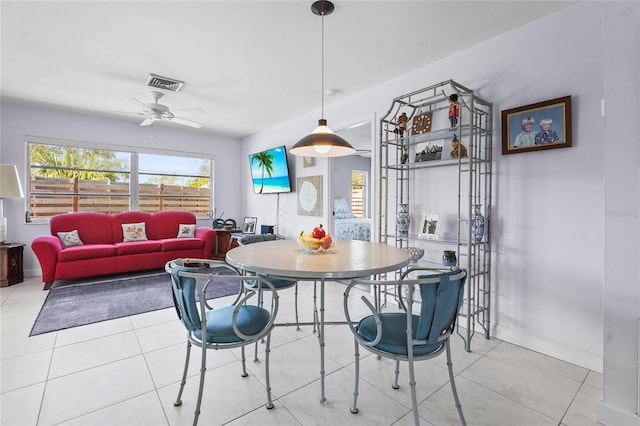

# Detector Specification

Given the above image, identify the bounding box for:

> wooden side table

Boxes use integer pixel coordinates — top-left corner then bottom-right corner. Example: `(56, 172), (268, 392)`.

(213, 229), (242, 260)
(1, 243), (25, 287)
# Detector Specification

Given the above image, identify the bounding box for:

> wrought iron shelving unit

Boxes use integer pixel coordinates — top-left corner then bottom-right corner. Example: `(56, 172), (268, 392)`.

(378, 80), (493, 351)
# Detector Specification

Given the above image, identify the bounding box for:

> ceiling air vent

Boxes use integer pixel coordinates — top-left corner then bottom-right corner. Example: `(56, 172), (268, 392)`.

(145, 74), (184, 92)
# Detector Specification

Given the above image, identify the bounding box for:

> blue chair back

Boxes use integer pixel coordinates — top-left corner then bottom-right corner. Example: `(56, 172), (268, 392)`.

(167, 260), (204, 332)
(416, 271), (466, 344)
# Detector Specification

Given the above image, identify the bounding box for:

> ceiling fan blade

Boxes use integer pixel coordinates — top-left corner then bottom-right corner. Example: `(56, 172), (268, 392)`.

(129, 96), (150, 110)
(169, 117), (202, 128)
(140, 117), (156, 126)
(171, 107), (206, 115)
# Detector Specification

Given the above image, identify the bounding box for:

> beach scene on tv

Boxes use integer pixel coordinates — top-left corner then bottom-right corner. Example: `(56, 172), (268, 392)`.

(249, 146), (292, 194)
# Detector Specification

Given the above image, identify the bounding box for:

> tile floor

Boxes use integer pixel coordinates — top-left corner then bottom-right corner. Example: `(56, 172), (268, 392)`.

(1, 274), (603, 425)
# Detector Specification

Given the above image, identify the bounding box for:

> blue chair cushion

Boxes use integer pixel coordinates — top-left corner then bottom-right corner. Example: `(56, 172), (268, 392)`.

(194, 305), (271, 344)
(357, 312), (443, 356)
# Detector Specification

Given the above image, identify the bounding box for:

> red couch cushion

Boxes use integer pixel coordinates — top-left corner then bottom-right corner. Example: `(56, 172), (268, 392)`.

(115, 241), (162, 255)
(50, 212), (114, 245)
(153, 210), (197, 239)
(160, 238), (204, 252)
(111, 211), (154, 243)
(58, 244), (117, 262)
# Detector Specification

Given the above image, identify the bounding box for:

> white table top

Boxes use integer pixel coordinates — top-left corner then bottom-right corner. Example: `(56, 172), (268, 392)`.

(226, 239), (410, 280)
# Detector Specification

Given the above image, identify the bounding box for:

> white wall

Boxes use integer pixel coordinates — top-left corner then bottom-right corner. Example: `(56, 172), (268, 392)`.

(244, 1), (609, 373)
(0, 101), (243, 276)
(600, 2), (640, 424)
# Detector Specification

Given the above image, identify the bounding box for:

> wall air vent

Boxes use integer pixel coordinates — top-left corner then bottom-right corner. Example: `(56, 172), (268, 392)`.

(145, 74), (184, 92)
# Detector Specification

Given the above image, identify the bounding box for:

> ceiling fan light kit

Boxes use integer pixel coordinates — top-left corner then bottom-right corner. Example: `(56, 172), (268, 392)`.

(290, 0), (355, 158)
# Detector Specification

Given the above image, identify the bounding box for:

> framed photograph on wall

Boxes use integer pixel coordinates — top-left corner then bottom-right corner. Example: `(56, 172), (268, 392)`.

(418, 212), (440, 240)
(303, 156), (315, 168)
(501, 96), (572, 155)
(242, 217), (257, 234)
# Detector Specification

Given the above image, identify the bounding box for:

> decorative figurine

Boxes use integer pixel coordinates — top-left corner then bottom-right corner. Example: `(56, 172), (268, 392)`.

(394, 112), (408, 137)
(450, 133), (467, 158)
(448, 94), (459, 128)
(401, 146), (409, 164)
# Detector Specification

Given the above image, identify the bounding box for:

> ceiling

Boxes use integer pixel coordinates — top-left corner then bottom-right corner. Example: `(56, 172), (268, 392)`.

(1, 1), (574, 139)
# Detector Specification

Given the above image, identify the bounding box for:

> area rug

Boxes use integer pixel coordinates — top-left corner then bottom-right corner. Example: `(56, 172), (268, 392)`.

(30, 269), (241, 336)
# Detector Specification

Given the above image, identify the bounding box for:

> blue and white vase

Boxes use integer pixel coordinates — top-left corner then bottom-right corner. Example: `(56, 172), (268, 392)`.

(396, 203), (410, 237)
(471, 204), (485, 243)
(442, 250), (457, 267)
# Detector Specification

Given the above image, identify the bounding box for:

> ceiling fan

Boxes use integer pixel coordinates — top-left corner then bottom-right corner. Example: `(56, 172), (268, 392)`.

(129, 91), (203, 128)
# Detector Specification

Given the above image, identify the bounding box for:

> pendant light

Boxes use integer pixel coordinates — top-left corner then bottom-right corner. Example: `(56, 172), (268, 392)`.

(290, 0), (355, 158)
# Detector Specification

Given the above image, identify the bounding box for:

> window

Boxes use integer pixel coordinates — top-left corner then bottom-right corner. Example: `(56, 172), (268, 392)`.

(351, 170), (368, 218)
(27, 138), (213, 220)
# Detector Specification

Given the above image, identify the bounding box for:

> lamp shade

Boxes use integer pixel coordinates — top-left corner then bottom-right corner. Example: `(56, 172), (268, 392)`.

(290, 119), (356, 158)
(0, 164), (24, 198)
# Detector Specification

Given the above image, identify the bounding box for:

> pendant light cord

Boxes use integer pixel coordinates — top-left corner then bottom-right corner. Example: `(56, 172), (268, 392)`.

(321, 12), (325, 119)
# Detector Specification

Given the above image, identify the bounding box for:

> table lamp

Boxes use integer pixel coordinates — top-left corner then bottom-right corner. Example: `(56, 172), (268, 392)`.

(0, 164), (25, 243)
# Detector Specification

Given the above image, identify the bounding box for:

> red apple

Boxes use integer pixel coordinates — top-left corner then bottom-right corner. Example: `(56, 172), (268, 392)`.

(320, 235), (332, 249)
(313, 224), (326, 239)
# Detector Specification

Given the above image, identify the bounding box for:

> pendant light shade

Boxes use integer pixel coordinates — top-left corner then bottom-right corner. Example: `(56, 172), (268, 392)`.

(291, 1), (355, 158)
(290, 119), (354, 157)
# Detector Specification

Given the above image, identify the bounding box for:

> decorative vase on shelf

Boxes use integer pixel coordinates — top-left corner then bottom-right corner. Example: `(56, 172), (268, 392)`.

(442, 250), (457, 267)
(471, 204), (485, 243)
(396, 203), (410, 237)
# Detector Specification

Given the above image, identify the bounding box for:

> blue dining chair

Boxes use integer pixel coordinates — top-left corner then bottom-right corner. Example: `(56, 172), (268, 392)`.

(343, 267), (468, 425)
(238, 234), (300, 331)
(165, 258), (279, 426)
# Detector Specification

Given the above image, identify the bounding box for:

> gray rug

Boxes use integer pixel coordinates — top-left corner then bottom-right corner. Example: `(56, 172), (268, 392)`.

(30, 269), (241, 336)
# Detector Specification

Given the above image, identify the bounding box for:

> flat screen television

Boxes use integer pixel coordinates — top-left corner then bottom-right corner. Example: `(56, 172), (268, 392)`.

(249, 145), (293, 194)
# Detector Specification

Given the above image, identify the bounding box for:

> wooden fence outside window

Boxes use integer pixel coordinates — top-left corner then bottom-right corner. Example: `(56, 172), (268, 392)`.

(29, 176), (210, 218)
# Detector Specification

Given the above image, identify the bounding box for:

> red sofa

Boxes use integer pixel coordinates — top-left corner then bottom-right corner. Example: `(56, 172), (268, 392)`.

(31, 210), (216, 290)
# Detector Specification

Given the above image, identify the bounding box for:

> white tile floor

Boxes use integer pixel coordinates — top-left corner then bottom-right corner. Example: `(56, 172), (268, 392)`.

(1, 275), (603, 426)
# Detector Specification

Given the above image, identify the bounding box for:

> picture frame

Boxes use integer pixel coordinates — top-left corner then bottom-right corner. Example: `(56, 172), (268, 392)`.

(242, 217), (257, 234)
(303, 156), (315, 168)
(297, 175), (323, 216)
(501, 96), (572, 155)
(418, 212), (440, 240)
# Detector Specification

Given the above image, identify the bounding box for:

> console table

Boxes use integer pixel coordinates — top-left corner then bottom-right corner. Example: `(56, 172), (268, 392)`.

(213, 229), (242, 260)
(1, 243), (25, 287)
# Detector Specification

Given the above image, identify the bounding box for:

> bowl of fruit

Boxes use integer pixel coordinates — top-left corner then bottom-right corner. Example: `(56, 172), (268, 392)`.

(297, 224), (335, 254)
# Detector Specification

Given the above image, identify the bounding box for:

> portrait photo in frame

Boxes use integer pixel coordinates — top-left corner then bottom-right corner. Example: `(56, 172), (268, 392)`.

(418, 212), (441, 240)
(242, 217), (257, 234)
(501, 96), (572, 155)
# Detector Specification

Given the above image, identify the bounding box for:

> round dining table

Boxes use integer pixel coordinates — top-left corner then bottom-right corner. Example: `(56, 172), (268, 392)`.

(226, 238), (410, 403)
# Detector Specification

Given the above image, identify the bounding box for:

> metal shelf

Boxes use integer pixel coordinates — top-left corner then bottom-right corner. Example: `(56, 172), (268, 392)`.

(378, 79), (493, 352)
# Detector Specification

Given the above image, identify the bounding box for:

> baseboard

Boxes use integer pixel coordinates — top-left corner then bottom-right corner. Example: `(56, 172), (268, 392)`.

(493, 324), (603, 373)
(598, 400), (640, 426)
(24, 268), (41, 278)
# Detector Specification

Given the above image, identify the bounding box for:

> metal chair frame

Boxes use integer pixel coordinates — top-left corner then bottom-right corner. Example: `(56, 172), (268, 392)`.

(166, 258), (279, 426)
(343, 266), (467, 426)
